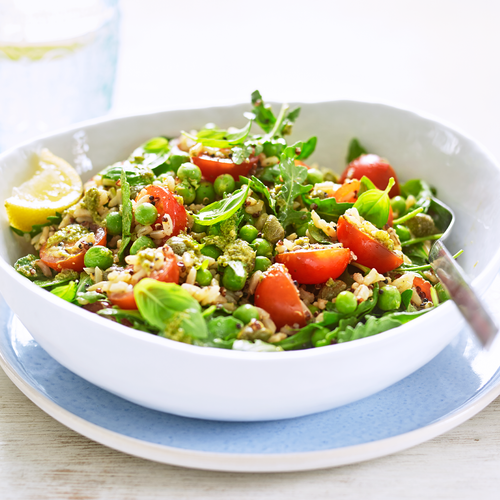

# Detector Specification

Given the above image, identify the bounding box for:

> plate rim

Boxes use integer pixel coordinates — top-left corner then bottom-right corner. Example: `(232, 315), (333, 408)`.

(1, 330), (500, 473)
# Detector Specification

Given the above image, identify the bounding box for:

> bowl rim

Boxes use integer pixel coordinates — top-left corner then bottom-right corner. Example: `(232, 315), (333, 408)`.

(1, 98), (499, 360)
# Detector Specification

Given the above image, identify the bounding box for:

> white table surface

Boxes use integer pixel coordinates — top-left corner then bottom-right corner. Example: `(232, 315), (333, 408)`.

(2, 0), (500, 497)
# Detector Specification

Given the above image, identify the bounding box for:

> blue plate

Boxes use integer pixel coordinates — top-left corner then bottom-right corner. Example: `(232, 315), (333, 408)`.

(1, 281), (500, 472)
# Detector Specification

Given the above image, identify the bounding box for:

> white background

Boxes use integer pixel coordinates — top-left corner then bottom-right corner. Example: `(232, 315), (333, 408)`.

(114, 0), (500, 161)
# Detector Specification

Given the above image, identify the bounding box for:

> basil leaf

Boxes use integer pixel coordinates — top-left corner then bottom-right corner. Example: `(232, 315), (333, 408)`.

(100, 162), (155, 186)
(34, 269), (79, 288)
(277, 143), (313, 229)
(303, 196), (353, 222)
(353, 178), (395, 228)
(401, 289), (413, 310)
(193, 183), (250, 226)
(183, 120), (253, 149)
(97, 307), (160, 334)
(134, 279), (207, 339)
(297, 136), (317, 160)
(346, 138), (368, 163)
(207, 316), (241, 340)
(130, 137), (170, 171)
(51, 281), (78, 302)
(358, 175), (376, 195)
(11, 212), (63, 238)
(142, 137), (169, 153)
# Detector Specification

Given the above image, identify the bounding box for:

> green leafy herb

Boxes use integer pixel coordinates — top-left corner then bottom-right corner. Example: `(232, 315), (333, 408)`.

(34, 269), (79, 288)
(401, 289), (413, 310)
(118, 166), (133, 262)
(14, 255), (47, 281)
(392, 207), (424, 225)
(358, 175), (376, 195)
(337, 315), (403, 343)
(193, 183), (250, 226)
(231, 144), (253, 165)
(297, 136), (317, 160)
(130, 136), (170, 171)
(346, 138), (368, 164)
(100, 162), (155, 186)
(303, 196), (353, 222)
(50, 281), (78, 302)
(251, 90), (276, 133)
(277, 144), (313, 229)
(400, 179), (433, 212)
(97, 307), (160, 334)
(240, 176), (277, 214)
(207, 316), (241, 340)
(353, 178), (395, 228)
(182, 119), (253, 149)
(134, 279), (208, 340)
(10, 212), (63, 238)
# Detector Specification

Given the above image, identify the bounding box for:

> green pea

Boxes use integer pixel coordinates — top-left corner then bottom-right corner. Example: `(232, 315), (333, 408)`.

(196, 268), (213, 286)
(175, 182), (196, 204)
(222, 261), (248, 291)
(251, 238), (273, 258)
(263, 140), (285, 158)
(177, 163), (202, 184)
(395, 224), (411, 242)
(84, 245), (114, 269)
(191, 222), (206, 233)
(134, 202), (158, 226)
(379, 285), (402, 311)
(130, 235), (156, 255)
(233, 304), (260, 324)
(214, 174), (236, 197)
(295, 224), (308, 237)
(105, 212), (122, 236)
(195, 181), (216, 205)
(168, 153), (190, 173)
(391, 196), (407, 217)
(239, 224), (259, 243)
(335, 291), (358, 314)
(200, 244), (222, 259)
(307, 168), (324, 184)
(253, 256), (271, 273)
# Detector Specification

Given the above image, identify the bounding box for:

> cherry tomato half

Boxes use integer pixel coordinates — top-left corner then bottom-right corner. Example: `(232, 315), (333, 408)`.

(275, 247), (351, 285)
(108, 245), (179, 310)
(337, 216), (403, 274)
(191, 155), (259, 183)
(40, 225), (107, 272)
(339, 154), (400, 198)
(254, 263), (306, 330)
(332, 179), (361, 203)
(413, 276), (432, 302)
(139, 185), (187, 237)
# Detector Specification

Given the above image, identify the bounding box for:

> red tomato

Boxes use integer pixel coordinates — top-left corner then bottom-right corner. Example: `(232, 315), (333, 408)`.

(332, 179), (361, 203)
(192, 155), (259, 183)
(339, 154), (400, 198)
(337, 216), (403, 274)
(295, 160), (310, 169)
(254, 264), (306, 330)
(413, 277), (432, 302)
(40, 225), (107, 272)
(139, 185), (187, 237)
(108, 245), (179, 310)
(275, 247), (351, 285)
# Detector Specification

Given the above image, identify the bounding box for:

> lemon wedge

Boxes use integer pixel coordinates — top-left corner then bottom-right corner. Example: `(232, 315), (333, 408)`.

(5, 148), (83, 233)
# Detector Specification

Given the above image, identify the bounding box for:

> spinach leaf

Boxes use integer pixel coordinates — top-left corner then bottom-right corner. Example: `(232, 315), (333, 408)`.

(277, 144), (313, 229)
(346, 138), (368, 163)
(14, 255), (47, 281)
(353, 178), (395, 228)
(100, 162), (155, 186)
(134, 279), (207, 339)
(303, 196), (353, 222)
(34, 269), (79, 288)
(193, 183), (250, 226)
(11, 212), (63, 238)
(297, 136), (317, 160)
(51, 281), (78, 302)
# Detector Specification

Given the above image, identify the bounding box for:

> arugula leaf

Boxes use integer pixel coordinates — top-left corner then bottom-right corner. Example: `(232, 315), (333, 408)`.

(303, 196), (353, 222)
(10, 212), (63, 238)
(337, 315), (403, 343)
(193, 183), (250, 226)
(100, 162), (155, 186)
(297, 136), (317, 160)
(118, 166), (133, 262)
(277, 144), (313, 229)
(240, 176), (277, 215)
(51, 281), (78, 302)
(134, 279), (207, 339)
(231, 144), (252, 165)
(251, 90), (276, 133)
(346, 138), (368, 163)
(353, 178), (395, 228)
(182, 119), (253, 149)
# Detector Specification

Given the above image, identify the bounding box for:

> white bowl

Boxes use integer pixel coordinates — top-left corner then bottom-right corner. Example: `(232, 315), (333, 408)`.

(1, 101), (499, 421)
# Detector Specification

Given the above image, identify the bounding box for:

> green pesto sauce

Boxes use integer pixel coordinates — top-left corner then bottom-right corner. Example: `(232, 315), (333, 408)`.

(158, 312), (193, 344)
(203, 215), (238, 250)
(46, 224), (90, 248)
(81, 187), (103, 224)
(14, 254), (45, 280)
(218, 239), (256, 272)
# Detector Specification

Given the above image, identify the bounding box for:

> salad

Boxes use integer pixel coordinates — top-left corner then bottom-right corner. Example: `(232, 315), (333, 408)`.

(7, 92), (454, 352)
